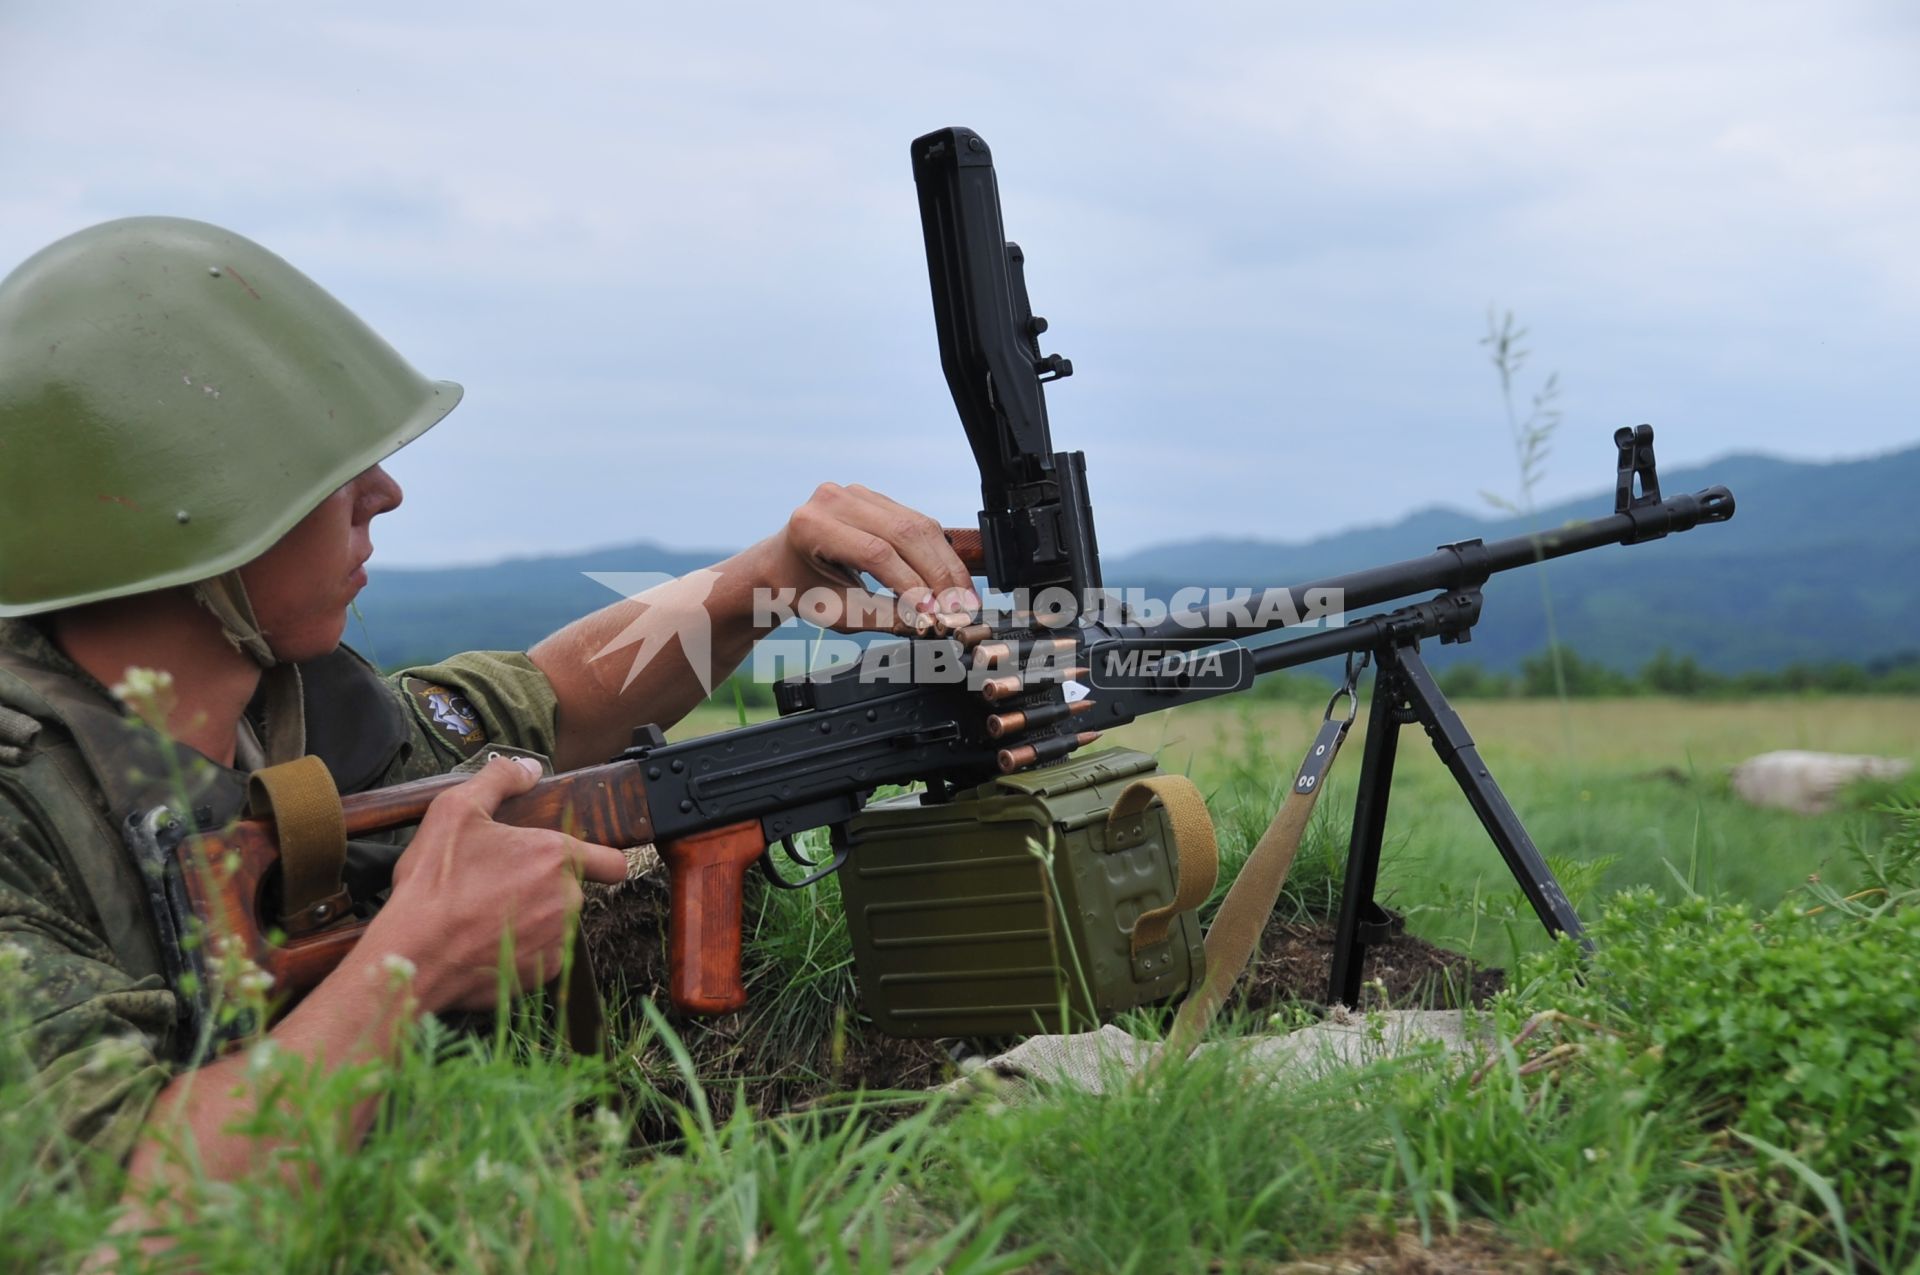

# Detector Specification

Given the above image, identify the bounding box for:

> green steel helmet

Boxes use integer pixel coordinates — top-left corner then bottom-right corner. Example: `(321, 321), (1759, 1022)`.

(0, 216), (462, 617)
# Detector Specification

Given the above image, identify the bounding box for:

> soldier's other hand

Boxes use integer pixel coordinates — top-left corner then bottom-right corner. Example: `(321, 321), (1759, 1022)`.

(368, 756), (627, 1013)
(759, 482), (979, 632)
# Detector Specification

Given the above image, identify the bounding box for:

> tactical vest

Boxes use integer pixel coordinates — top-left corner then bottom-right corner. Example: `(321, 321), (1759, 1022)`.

(0, 632), (410, 1056)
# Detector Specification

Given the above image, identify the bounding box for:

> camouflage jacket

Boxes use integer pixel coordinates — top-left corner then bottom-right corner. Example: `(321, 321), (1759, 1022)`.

(0, 617), (561, 1169)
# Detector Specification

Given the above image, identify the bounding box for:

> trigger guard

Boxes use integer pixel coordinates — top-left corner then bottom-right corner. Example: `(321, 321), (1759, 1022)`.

(758, 832), (849, 890)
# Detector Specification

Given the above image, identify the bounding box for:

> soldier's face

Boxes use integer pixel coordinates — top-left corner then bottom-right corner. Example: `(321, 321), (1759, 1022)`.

(239, 464), (404, 662)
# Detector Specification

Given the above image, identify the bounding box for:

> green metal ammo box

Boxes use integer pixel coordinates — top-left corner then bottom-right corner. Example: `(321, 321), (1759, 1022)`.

(839, 748), (1206, 1037)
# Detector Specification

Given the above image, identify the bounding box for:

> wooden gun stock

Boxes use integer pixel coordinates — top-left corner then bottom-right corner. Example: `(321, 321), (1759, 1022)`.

(172, 759), (759, 1017)
(176, 816), (364, 1003)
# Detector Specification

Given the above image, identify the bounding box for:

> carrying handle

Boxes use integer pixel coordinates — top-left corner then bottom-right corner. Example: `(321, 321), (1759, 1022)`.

(942, 527), (987, 572)
(1109, 775), (1220, 955)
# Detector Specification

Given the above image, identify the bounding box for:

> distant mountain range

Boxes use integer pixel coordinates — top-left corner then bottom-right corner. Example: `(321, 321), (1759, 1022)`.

(355, 443), (1920, 675)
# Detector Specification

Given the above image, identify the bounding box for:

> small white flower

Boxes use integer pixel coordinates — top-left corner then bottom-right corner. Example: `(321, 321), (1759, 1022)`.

(592, 1105), (624, 1149)
(110, 667), (177, 721)
(111, 666), (174, 700)
(381, 953), (418, 983)
(408, 1154), (438, 1186)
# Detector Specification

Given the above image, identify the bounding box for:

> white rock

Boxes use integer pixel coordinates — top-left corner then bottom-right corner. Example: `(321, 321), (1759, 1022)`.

(1729, 750), (1911, 816)
(952, 1010), (1484, 1098)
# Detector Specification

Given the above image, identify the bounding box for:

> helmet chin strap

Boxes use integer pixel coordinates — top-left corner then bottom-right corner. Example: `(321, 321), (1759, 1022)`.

(191, 571), (307, 767)
(190, 571), (278, 668)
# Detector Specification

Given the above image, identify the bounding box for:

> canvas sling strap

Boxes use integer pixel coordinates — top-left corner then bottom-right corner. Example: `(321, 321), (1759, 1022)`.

(244, 755), (606, 1056)
(1162, 660), (1365, 1060)
(248, 755), (352, 936)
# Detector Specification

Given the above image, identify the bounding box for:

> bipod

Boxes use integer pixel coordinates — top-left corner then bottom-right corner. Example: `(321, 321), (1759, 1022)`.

(1327, 623), (1588, 1006)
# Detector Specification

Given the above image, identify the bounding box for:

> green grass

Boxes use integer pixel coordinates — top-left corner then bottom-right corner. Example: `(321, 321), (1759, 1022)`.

(8, 697), (1920, 1270)
(685, 692), (1920, 965)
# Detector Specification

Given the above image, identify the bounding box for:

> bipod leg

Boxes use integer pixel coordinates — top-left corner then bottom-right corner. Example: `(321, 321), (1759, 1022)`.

(1394, 646), (1588, 946)
(1328, 648), (1404, 1006)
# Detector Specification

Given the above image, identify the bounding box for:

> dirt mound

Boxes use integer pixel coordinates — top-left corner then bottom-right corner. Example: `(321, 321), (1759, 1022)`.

(1235, 915), (1504, 1016)
(1275, 1219), (1520, 1273)
(582, 855), (1500, 1122)
(581, 853), (953, 1127)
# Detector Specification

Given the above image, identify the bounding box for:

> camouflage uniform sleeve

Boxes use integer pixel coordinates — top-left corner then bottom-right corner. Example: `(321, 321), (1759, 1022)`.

(0, 795), (174, 1171)
(389, 651), (561, 767)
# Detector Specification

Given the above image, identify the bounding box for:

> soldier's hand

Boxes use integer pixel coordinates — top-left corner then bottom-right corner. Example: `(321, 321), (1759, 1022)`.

(761, 482), (979, 631)
(367, 756), (628, 1013)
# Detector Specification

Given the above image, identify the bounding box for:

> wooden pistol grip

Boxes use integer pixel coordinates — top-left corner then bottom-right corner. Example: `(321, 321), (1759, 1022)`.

(942, 527), (985, 573)
(658, 820), (765, 1015)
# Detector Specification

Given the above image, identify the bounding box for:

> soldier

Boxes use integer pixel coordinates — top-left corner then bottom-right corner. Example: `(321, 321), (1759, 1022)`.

(0, 217), (979, 1204)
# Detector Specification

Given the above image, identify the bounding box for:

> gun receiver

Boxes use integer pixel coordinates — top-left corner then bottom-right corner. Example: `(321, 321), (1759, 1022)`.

(151, 127), (1739, 1042)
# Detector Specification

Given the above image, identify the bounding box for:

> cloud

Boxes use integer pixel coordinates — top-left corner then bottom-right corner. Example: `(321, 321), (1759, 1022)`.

(1, 0), (1914, 566)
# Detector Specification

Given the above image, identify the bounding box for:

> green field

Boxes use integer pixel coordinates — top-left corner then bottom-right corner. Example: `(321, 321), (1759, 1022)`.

(1122, 694), (1920, 951)
(675, 694), (1920, 956)
(9, 696), (1919, 1271)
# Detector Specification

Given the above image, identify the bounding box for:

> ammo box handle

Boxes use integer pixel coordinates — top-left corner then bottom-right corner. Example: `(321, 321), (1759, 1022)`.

(1111, 775), (1220, 954)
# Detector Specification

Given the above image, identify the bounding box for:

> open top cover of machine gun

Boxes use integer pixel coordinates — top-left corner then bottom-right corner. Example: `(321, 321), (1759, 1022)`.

(912, 126), (1101, 600)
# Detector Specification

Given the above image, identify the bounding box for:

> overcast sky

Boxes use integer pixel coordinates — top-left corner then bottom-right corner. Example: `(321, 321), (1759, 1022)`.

(3, 1), (1914, 567)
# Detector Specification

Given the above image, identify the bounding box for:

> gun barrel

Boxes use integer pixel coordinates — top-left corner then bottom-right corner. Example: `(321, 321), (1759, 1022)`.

(1142, 485), (1734, 644)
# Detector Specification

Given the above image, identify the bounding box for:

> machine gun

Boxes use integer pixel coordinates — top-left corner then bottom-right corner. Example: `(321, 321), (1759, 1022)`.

(145, 127), (1736, 1041)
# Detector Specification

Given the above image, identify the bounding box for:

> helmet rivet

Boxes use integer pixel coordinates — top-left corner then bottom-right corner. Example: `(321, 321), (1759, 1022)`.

(175, 510), (190, 524)
(207, 266), (221, 277)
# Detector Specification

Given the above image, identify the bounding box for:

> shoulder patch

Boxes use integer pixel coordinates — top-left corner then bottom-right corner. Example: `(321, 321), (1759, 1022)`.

(402, 678), (487, 754)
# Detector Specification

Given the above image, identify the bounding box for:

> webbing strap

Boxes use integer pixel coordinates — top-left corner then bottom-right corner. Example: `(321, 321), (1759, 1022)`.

(246, 755), (351, 937)
(0, 703), (37, 765)
(1111, 775), (1219, 954)
(1165, 715), (1352, 1058)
